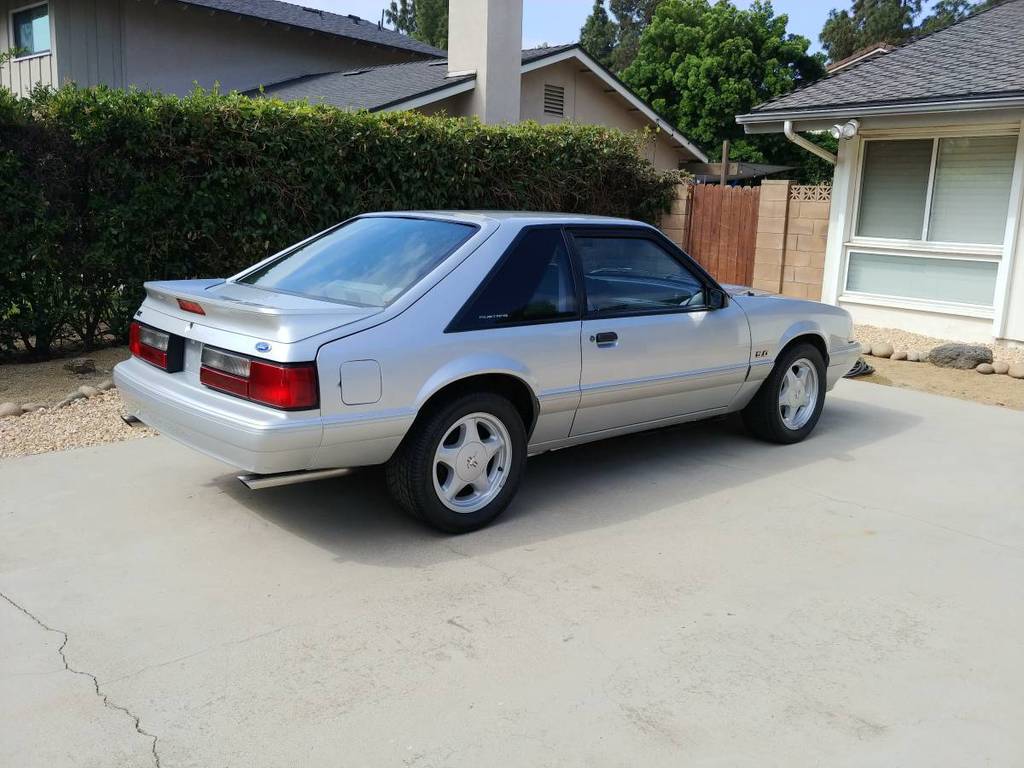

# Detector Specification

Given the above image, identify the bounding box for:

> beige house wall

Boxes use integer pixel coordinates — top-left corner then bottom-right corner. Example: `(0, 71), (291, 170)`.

(519, 59), (685, 171)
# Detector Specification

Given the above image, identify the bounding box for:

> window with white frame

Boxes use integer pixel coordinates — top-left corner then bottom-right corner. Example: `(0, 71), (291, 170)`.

(11, 3), (50, 57)
(846, 133), (1018, 309)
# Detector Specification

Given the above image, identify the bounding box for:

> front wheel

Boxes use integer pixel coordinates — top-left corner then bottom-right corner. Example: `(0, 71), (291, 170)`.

(742, 343), (826, 444)
(386, 393), (526, 533)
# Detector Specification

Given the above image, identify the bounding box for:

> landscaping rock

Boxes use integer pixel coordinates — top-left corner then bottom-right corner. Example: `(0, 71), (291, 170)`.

(96, 378), (115, 391)
(928, 343), (992, 370)
(993, 361), (1010, 375)
(63, 358), (97, 374)
(871, 342), (894, 358)
(907, 351), (920, 362)
(78, 385), (100, 398)
(976, 363), (995, 375)
(860, 342), (872, 355)
(0, 402), (22, 418)
(20, 403), (45, 413)
(892, 349), (907, 361)
(1009, 364), (1024, 380)
(57, 391), (87, 408)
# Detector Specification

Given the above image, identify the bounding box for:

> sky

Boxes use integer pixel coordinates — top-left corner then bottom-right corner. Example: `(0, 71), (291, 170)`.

(300, 1), (942, 54)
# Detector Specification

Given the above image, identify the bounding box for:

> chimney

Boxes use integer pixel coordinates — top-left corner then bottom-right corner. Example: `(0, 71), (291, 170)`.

(447, 0), (523, 124)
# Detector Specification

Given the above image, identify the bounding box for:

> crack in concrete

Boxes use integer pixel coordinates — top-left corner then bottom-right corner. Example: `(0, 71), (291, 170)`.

(0, 592), (162, 768)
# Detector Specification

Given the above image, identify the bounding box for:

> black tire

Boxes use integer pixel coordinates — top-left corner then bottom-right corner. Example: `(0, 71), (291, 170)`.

(385, 392), (527, 533)
(742, 342), (827, 444)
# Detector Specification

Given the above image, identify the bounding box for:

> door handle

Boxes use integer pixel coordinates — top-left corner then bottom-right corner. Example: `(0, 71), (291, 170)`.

(592, 331), (618, 347)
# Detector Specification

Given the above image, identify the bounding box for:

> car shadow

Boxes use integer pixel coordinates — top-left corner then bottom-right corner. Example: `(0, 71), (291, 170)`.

(210, 390), (920, 568)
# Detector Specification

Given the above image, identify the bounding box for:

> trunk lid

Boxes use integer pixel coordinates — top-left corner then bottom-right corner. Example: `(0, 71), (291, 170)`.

(142, 279), (382, 344)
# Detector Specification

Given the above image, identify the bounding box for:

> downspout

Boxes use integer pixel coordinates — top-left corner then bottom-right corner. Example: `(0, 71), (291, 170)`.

(784, 120), (837, 165)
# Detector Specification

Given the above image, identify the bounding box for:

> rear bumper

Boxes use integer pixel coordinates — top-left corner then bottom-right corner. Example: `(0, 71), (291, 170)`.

(114, 357), (323, 474)
(826, 341), (861, 390)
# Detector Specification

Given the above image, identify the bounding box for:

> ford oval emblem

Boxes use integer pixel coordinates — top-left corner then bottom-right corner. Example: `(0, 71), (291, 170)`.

(255, 342), (272, 353)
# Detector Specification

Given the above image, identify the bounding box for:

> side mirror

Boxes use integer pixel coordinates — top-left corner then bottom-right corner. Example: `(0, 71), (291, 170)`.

(707, 288), (728, 310)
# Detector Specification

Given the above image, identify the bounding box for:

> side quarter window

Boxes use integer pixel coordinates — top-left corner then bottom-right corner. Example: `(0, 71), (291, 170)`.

(573, 235), (707, 314)
(450, 228), (579, 330)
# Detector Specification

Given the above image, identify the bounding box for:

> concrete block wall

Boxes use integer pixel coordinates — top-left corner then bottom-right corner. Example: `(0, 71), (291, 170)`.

(751, 180), (831, 299)
(659, 182), (692, 250)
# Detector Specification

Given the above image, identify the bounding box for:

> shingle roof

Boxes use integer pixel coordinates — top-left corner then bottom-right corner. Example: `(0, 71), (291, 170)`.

(255, 45), (577, 112)
(746, 0), (1024, 117)
(179, 0), (445, 57)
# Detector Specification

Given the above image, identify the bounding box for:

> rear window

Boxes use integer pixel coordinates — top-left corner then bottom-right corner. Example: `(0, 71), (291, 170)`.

(238, 217), (476, 307)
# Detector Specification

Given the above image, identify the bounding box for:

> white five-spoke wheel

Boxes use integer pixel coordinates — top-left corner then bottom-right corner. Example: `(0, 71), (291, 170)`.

(742, 342), (826, 444)
(386, 392), (527, 533)
(433, 412), (511, 513)
(778, 358), (819, 431)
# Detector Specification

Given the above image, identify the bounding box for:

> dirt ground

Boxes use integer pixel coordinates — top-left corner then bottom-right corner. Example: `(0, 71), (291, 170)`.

(0, 346), (130, 406)
(853, 355), (1024, 410)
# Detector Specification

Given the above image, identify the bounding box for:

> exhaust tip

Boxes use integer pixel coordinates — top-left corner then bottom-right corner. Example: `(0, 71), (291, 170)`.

(238, 467), (353, 490)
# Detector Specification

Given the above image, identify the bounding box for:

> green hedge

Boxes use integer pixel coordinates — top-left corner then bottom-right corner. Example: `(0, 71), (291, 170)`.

(0, 86), (680, 359)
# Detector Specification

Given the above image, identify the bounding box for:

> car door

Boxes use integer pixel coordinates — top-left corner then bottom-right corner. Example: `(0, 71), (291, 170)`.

(567, 228), (751, 437)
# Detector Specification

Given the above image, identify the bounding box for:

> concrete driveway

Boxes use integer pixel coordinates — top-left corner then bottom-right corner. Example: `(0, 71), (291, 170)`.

(2, 380), (1023, 767)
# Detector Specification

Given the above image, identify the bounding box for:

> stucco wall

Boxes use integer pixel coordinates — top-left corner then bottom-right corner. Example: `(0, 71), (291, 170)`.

(120, 2), (421, 95)
(519, 59), (684, 171)
(0, 0), (57, 95)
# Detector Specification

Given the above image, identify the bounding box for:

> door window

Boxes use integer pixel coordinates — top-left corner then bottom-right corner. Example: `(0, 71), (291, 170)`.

(451, 228), (578, 329)
(574, 236), (706, 314)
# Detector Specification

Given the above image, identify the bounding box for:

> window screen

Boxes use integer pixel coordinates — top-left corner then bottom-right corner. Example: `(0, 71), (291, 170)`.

(856, 139), (932, 240)
(574, 236), (706, 313)
(453, 229), (578, 328)
(927, 135), (1017, 245)
(12, 4), (49, 55)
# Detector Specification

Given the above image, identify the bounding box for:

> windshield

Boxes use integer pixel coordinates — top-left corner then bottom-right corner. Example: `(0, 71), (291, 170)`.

(238, 217), (476, 307)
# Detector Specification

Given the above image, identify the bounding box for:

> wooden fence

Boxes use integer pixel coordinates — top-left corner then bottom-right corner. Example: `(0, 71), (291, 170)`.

(686, 185), (760, 285)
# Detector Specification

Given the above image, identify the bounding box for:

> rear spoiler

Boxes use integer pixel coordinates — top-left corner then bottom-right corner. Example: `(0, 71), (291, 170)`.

(142, 279), (379, 343)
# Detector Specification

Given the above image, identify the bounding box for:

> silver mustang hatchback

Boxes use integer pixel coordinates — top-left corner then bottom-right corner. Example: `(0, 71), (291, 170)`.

(115, 212), (859, 532)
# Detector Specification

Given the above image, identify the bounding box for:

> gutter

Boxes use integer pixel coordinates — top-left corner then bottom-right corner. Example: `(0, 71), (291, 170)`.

(784, 120), (836, 165)
(738, 94), (1024, 126)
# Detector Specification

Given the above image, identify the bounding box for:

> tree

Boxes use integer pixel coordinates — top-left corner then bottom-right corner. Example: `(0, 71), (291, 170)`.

(820, 0), (920, 61)
(821, 0), (1002, 62)
(577, 0), (658, 73)
(580, 0), (618, 68)
(608, 0), (660, 71)
(384, 0), (448, 49)
(622, 0), (826, 179)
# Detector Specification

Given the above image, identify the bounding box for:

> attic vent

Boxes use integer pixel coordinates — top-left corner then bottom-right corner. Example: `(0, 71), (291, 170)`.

(347, 14), (361, 23)
(543, 84), (565, 117)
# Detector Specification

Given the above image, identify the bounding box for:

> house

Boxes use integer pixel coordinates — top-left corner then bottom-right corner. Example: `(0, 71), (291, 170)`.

(737, 0), (1024, 345)
(0, 0), (705, 171)
(0, 0), (441, 97)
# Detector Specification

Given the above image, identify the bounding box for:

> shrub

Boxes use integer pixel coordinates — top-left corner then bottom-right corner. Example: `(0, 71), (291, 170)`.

(0, 85), (681, 359)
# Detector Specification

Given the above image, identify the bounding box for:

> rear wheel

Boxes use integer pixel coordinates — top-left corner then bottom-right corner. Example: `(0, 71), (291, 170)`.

(742, 343), (826, 444)
(386, 393), (526, 533)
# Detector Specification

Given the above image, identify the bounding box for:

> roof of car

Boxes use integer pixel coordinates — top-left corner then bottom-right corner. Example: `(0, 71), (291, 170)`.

(361, 211), (651, 227)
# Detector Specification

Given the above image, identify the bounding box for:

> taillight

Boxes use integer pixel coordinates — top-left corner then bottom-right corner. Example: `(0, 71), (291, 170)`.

(200, 346), (318, 410)
(129, 321), (184, 371)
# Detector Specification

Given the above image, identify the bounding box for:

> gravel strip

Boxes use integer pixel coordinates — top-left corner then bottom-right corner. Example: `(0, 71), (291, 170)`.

(0, 389), (156, 459)
(853, 324), (1024, 365)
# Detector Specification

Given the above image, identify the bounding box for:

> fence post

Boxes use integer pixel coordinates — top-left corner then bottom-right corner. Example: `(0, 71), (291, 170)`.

(751, 180), (792, 293)
(659, 182), (692, 250)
